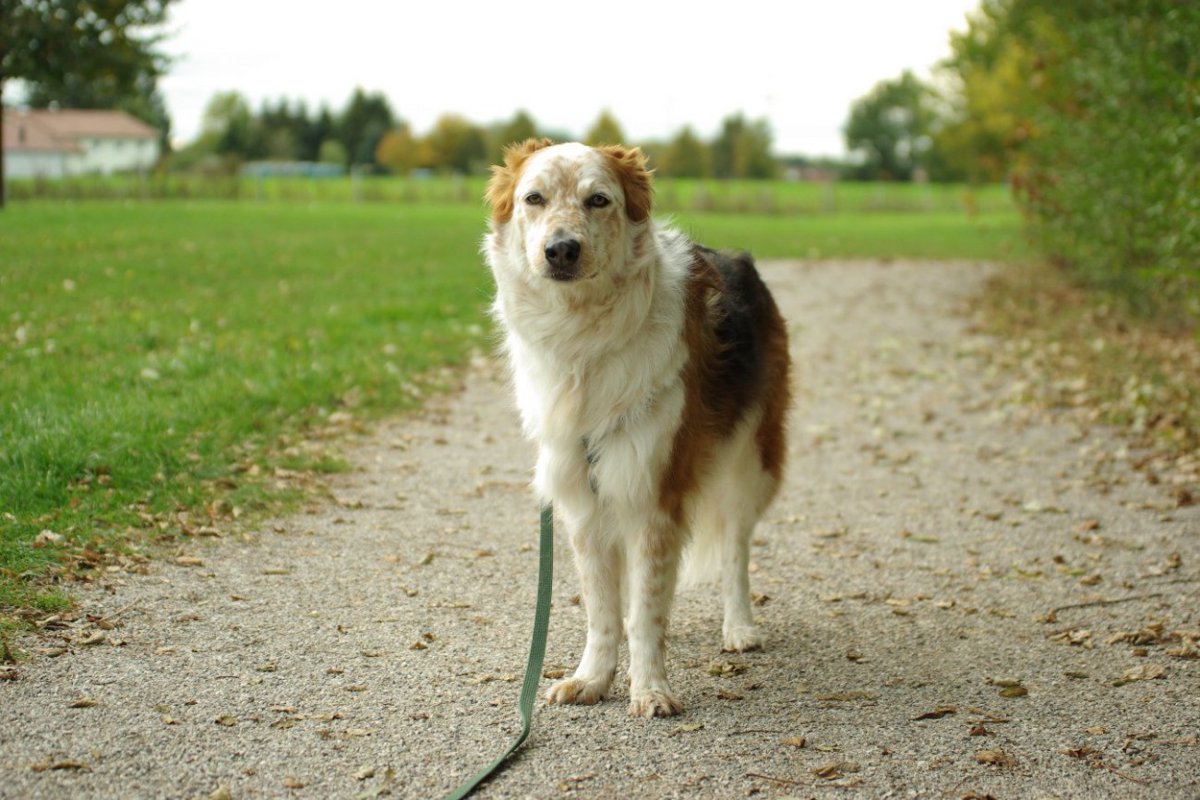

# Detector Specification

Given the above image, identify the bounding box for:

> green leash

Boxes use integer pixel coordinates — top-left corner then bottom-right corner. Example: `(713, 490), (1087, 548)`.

(442, 505), (554, 799)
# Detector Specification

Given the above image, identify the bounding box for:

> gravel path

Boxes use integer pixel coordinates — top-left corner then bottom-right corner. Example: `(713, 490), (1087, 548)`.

(3, 260), (1197, 800)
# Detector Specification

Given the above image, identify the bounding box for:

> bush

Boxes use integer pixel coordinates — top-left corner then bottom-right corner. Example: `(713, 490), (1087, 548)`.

(1009, 2), (1200, 316)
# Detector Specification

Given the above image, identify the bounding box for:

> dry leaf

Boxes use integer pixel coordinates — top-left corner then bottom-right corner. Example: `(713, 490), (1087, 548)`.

(816, 690), (876, 702)
(812, 761), (860, 779)
(976, 749), (1014, 766)
(67, 697), (98, 708)
(912, 705), (957, 720)
(214, 715), (238, 727)
(705, 659), (749, 677)
(781, 735), (807, 748)
(1118, 663), (1165, 684)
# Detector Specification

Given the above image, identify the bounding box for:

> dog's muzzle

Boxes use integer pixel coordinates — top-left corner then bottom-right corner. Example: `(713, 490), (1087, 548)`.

(544, 238), (582, 281)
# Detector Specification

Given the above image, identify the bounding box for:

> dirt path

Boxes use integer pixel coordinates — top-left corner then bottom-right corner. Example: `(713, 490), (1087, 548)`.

(3, 260), (1198, 799)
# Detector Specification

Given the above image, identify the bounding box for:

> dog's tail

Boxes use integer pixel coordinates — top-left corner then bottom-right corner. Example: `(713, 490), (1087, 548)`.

(679, 510), (727, 588)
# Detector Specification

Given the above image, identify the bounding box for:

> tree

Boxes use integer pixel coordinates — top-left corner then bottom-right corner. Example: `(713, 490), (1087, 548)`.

(584, 109), (626, 146)
(0, 0), (177, 207)
(423, 114), (487, 173)
(843, 70), (936, 181)
(490, 110), (539, 163)
(711, 113), (777, 179)
(337, 88), (395, 169)
(375, 123), (421, 174)
(935, 0), (1037, 182)
(658, 126), (710, 178)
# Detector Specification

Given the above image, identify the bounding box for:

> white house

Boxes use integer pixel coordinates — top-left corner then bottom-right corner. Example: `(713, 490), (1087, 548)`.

(2, 108), (160, 179)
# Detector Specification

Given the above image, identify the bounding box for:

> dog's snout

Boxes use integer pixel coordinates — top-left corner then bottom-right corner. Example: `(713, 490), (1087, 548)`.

(544, 238), (581, 276)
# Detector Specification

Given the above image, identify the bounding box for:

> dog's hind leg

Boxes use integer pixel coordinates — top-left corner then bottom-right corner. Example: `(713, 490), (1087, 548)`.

(720, 506), (765, 653)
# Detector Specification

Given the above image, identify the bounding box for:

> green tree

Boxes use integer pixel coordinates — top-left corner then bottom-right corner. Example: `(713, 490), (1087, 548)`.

(658, 126), (710, 178)
(584, 109), (626, 146)
(935, 0), (1038, 182)
(0, 0), (177, 206)
(843, 70), (936, 181)
(711, 113), (777, 179)
(940, 0), (1200, 308)
(490, 109), (539, 163)
(337, 88), (395, 169)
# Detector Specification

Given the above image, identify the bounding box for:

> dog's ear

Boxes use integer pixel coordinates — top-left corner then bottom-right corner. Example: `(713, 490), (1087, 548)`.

(600, 145), (653, 223)
(486, 137), (554, 224)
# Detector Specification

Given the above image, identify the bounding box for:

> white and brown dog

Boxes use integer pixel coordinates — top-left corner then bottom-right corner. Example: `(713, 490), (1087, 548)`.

(484, 139), (790, 717)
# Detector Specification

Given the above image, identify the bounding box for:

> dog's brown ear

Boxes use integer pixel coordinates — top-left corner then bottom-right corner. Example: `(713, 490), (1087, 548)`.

(486, 137), (554, 224)
(600, 145), (653, 223)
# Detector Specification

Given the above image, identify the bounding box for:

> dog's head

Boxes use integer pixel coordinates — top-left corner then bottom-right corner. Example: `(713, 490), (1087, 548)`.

(485, 139), (653, 284)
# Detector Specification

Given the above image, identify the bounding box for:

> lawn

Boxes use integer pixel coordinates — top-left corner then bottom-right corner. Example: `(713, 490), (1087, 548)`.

(0, 194), (1025, 617)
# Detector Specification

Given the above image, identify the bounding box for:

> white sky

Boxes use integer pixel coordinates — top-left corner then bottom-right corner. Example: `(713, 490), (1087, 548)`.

(74, 0), (984, 156)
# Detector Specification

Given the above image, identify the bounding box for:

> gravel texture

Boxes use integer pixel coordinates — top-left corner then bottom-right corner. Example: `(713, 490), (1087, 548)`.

(2, 260), (1197, 800)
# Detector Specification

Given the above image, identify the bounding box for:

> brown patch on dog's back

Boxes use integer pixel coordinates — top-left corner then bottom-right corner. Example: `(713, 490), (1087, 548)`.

(599, 145), (653, 223)
(486, 137), (554, 223)
(658, 249), (791, 523)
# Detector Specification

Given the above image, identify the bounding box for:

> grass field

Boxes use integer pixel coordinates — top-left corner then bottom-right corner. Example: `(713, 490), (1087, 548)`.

(0, 194), (1025, 618)
(9, 173), (1016, 216)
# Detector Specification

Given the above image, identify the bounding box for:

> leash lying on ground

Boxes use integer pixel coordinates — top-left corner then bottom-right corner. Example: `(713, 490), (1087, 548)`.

(443, 505), (554, 800)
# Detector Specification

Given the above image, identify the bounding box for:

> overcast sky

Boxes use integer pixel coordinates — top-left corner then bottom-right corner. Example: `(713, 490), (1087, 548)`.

(148, 1), (978, 156)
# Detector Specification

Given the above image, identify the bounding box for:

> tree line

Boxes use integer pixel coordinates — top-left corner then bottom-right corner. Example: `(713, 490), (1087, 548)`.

(171, 93), (782, 180)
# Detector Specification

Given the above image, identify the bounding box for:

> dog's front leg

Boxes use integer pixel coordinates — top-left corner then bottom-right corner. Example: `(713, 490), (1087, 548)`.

(625, 517), (684, 718)
(546, 515), (623, 706)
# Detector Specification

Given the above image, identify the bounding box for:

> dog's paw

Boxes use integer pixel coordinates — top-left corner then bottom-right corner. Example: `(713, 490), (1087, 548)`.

(545, 676), (608, 706)
(627, 688), (683, 718)
(722, 625), (765, 653)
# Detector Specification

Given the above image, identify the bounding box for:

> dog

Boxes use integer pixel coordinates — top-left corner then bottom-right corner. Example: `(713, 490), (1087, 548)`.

(484, 139), (791, 717)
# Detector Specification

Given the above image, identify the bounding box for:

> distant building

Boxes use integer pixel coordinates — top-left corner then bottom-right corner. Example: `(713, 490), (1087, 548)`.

(2, 108), (160, 179)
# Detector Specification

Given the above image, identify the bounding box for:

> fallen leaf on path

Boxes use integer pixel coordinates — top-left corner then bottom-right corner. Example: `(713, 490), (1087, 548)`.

(780, 735), (807, 748)
(812, 761), (860, 779)
(214, 715), (238, 726)
(912, 705), (957, 720)
(816, 690), (876, 703)
(1115, 663), (1165, 685)
(705, 659), (749, 677)
(66, 697), (98, 708)
(30, 759), (91, 772)
(976, 749), (1014, 766)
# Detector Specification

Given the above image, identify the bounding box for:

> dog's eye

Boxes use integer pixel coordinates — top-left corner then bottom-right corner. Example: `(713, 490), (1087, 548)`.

(585, 194), (610, 209)
(524, 192), (544, 206)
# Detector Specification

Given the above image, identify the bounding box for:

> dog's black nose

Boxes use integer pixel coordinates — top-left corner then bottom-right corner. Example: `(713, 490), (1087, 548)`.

(544, 238), (581, 276)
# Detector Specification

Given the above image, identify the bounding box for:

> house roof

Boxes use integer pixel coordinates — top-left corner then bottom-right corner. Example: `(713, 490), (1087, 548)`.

(3, 108), (157, 154)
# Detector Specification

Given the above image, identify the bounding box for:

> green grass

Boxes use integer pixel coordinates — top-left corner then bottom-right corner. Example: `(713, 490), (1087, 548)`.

(11, 174), (1016, 216)
(0, 194), (1024, 617)
(0, 200), (492, 613)
(676, 208), (1028, 262)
